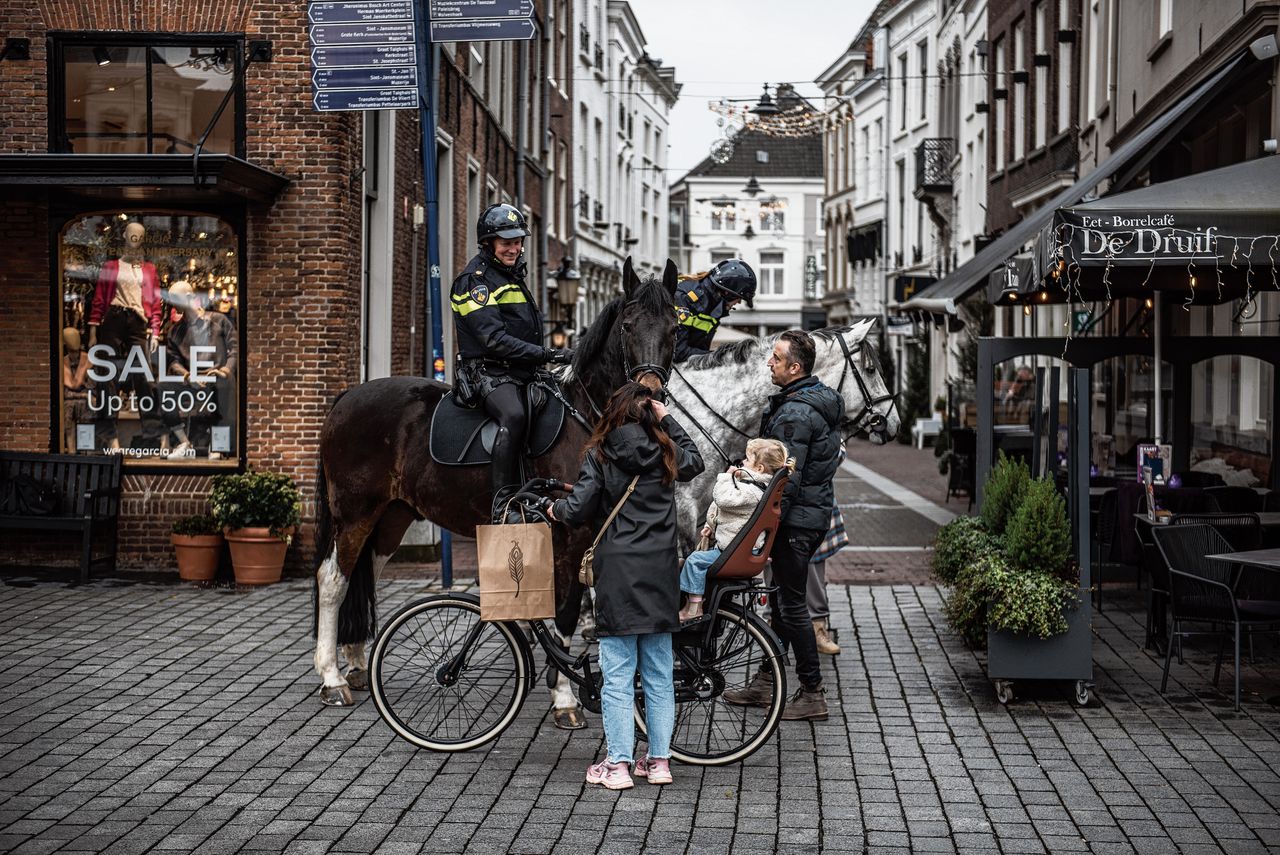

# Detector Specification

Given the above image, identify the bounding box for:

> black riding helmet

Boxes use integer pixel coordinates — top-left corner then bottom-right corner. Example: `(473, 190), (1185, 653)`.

(706, 259), (757, 308)
(477, 203), (530, 244)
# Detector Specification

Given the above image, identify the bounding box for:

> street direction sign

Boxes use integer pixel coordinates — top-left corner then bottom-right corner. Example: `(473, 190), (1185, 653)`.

(309, 21), (416, 45)
(311, 43), (418, 68)
(429, 0), (533, 19)
(314, 65), (418, 90)
(308, 0), (415, 24)
(429, 17), (535, 42)
(309, 0), (418, 112)
(314, 88), (419, 111)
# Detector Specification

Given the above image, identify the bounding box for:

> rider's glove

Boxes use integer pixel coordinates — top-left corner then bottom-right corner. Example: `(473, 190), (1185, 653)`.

(544, 347), (574, 365)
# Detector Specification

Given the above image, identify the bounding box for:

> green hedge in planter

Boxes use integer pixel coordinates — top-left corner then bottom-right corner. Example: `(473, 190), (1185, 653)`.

(210, 471), (301, 541)
(172, 514), (220, 536)
(979, 451), (1030, 536)
(935, 463), (1079, 649)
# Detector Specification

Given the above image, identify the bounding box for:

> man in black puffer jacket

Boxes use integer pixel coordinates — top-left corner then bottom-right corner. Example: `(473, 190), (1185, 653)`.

(724, 329), (841, 721)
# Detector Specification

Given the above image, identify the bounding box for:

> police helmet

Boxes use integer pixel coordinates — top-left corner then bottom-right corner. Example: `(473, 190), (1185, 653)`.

(707, 259), (757, 308)
(477, 203), (530, 243)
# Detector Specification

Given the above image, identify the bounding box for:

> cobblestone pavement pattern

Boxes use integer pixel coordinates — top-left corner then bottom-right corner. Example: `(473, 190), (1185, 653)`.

(3, 581), (1280, 854)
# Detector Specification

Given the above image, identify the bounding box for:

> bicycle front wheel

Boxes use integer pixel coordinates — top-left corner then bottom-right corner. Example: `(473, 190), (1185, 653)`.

(370, 594), (529, 752)
(636, 604), (786, 765)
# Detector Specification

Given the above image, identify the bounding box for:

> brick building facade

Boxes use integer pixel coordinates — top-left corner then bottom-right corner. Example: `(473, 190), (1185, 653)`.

(0, 1), (565, 569)
(985, 0), (1081, 235)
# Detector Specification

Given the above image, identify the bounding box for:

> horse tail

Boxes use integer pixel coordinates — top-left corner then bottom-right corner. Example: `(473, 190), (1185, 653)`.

(312, 389), (346, 638)
(338, 543), (377, 645)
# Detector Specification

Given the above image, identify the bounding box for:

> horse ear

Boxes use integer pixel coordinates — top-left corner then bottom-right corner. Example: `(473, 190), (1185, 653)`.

(663, 259), (679, 295)
(622, 256), (637, 299)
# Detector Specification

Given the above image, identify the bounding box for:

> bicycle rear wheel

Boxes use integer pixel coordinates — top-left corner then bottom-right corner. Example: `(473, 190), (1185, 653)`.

(636, 604), (786, 765)
(370, 594), (529, 751)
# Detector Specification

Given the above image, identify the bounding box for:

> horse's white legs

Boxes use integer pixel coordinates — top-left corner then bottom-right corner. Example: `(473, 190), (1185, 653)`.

(341, 552), (392, 692)
(315, 548), (352, 706)
(550, 624), (587, 730)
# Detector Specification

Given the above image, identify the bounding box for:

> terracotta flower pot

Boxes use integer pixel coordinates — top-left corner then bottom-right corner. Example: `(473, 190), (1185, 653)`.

(171, 533), (224, 582)
(223, 526), (293, 586)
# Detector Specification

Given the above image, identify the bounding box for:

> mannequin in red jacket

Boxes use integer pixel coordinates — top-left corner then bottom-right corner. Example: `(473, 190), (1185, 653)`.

(88, 221), (161, 356)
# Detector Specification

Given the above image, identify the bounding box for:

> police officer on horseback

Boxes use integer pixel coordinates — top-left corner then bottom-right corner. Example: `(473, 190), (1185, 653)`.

(673, 259), (758, 363)
(451, 203), (573, 500)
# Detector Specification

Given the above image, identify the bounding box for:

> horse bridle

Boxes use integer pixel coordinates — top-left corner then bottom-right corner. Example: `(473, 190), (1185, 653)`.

(834, 330), (897, 436)
(574, 299), (672, 420)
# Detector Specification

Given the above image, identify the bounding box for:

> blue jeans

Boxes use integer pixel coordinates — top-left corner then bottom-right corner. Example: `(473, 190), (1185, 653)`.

(597, 633), (675, 764)
(678, 548), (721, 595)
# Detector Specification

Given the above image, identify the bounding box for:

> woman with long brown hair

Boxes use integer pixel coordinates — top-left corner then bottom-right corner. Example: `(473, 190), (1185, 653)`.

(548, 381), (704, 789)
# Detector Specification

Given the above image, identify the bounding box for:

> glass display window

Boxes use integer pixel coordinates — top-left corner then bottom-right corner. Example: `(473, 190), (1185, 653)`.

(59, 211), (242, 468)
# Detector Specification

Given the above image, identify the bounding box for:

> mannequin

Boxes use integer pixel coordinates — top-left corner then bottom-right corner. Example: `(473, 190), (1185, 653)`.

(87, 221), (163, 450)
(62, 326), (90, 453)
(162, 280), (238, 460)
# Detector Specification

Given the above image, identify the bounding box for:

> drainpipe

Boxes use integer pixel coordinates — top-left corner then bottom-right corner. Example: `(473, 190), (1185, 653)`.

(516, 41), (526, 208)
(539, 13), (552, 329)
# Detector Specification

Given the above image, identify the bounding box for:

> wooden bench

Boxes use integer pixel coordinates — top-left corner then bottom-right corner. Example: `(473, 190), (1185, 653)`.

(0, 451), (122, 583)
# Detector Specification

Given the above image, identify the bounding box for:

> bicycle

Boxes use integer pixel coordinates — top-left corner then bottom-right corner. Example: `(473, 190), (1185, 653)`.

(368, 478), (788, 765)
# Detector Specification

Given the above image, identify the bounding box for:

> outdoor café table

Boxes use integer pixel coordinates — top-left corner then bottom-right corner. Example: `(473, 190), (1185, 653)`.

(1205, 548), (1280, 591)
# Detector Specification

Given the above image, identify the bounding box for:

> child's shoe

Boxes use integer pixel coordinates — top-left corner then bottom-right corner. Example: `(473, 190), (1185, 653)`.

(678, 595), (704, 623)
(633, 755), (672, 785)
(585, 759), (633, 790)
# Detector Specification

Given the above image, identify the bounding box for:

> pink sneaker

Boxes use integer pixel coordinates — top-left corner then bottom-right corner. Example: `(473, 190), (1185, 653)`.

(585, 759), (633, 790)
(633, 755), (672, 785)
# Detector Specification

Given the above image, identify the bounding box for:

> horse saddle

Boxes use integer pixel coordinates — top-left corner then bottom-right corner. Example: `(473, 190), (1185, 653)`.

(428, 382), (566, 467)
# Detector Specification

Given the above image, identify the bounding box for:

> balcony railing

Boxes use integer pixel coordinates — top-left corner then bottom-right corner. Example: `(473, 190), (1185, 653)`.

(915, 138), (956, 193)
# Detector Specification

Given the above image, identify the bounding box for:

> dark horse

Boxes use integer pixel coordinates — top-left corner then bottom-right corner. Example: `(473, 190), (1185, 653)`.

(313, 258), (679, 726)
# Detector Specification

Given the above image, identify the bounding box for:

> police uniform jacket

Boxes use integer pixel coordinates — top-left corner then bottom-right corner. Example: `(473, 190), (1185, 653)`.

(450, 253), (545, 376)
(673, 278), (727, 362)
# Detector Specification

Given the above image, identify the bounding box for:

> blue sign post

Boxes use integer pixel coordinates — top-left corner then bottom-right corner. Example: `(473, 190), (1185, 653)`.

(426, 0), (536, 42)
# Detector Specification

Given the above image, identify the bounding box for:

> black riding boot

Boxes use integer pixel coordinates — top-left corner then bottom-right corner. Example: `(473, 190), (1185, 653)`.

(490, 424), (523, 498)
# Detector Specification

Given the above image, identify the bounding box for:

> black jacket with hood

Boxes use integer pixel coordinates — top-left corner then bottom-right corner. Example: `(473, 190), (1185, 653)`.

(552, 415), (704, 636)
(759, 374), (843, 531)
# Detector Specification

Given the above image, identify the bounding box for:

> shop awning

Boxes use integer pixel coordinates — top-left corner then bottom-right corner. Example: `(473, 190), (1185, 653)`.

(985, 255), (1035, 304)
(900, 50), (1251, 315)
(0, 153), (290, 204)
(1030, 156), (1280, 303)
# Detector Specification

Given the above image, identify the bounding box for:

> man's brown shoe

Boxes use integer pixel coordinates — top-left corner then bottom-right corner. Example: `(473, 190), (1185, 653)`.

(781, 686), (828, 721)
(722, 668), (774, 707)
(813, 619), (841, 656)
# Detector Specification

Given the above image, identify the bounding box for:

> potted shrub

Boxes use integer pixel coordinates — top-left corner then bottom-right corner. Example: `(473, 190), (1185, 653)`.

(171, 514), (223, 582)
(933, 452), (1090, 705)
(210, 471), (301, 586)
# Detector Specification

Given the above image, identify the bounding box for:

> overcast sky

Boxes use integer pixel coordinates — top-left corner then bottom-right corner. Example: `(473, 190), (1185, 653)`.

(630, 0), (879, 181)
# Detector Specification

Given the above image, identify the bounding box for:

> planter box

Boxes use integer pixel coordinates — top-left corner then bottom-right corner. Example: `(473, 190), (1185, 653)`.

(987, 589), (1092, 703)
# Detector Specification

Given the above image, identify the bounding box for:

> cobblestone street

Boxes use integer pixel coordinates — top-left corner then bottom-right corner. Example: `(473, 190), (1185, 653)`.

(3, 579), (1280, 855)
(4, 445), (1280, 854)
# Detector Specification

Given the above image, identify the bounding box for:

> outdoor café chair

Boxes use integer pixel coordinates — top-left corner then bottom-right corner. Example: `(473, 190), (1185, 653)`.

(1152, 524), (1280, 710)
(1092, 488), (1119, 613)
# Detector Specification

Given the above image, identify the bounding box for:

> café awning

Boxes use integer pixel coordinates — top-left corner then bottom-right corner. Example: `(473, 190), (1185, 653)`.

(0, 153), (290, 205)
(1031, 156), (1280, 303)
(900, 50), (1251, 314)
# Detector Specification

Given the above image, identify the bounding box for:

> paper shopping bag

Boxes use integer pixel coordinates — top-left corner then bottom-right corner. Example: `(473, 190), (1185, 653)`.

(477, 522), (556, 622)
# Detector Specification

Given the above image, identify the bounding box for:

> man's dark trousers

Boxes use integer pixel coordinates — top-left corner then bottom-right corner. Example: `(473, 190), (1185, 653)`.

(769, 523), (825, 690)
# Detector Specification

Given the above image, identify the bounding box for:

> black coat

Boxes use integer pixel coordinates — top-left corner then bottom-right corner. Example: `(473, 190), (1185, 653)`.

(450, 253), (546, 367)
(760, 375), (843, 531)
(552, 415), (704, 636)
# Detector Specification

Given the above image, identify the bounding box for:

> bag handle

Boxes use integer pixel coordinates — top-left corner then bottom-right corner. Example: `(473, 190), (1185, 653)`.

(590, 475), (639, 551)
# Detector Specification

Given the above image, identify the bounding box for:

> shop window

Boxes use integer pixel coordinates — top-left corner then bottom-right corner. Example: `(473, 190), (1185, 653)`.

(54, 36), (242, 155)
(1191, 356), (1273, 486)
(60, 212), (243, 468)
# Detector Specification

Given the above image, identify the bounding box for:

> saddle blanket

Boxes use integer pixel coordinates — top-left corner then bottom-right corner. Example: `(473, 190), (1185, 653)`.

(428, 387), (565, 467)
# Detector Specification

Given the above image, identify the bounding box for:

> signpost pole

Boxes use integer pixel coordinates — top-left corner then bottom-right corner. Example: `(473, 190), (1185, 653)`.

(414, 0), (452, 587)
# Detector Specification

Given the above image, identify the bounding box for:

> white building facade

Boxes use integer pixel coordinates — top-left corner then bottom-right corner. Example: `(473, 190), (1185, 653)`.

(670, 92), (826, 336)
(571, 0), (677, 331)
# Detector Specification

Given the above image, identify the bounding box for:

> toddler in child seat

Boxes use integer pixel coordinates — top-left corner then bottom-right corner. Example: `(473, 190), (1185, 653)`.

(678, 438), (789, 622)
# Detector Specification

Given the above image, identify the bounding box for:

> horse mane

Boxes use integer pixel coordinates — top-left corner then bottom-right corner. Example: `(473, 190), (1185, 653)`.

(680, 324), (860, 370)
(570, 275), (673, 376)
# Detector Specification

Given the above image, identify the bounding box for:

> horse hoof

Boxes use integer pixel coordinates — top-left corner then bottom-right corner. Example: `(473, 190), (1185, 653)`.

(319, 684), (354, 706)
(553, 706), (588, 730)
(346, 669), (369, 691)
